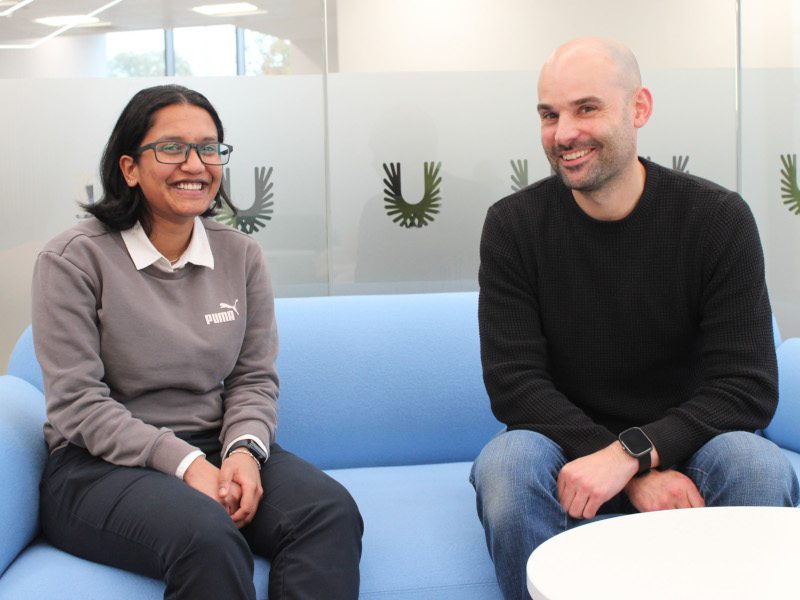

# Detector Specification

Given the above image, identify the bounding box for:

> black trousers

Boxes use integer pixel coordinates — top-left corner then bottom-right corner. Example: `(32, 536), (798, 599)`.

(39, 440), (363, 600)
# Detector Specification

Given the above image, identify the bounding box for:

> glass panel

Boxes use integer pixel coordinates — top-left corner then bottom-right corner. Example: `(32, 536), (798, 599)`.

(243, 29), (292, 75)
(741, 0), (800, 337)
(173, 24), (237, 77)
(106, 29), (165, 77)
(325, 0), (739, 295)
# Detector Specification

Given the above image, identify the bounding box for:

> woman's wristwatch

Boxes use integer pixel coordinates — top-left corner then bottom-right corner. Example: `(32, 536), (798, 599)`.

(226, 439), (268, 467)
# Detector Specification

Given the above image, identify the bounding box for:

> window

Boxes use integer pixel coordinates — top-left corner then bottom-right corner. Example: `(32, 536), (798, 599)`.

(173, 25), (236, 77)
(243, 29), (291, 75)
(105, 29), (165, 77)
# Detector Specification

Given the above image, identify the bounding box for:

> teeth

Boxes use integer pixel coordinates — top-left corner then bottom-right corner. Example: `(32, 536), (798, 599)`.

(176, 182), (203, 190)
(563, 149), (589, 161)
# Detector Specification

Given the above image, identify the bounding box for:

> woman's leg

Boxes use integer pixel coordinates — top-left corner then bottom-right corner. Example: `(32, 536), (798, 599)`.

(243, 444), (363, 600)
(40, 444), (256, 600)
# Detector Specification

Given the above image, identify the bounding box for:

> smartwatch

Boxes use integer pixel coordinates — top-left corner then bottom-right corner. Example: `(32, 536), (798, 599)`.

(618, 427), (653, 475)
(226, 439), (268, 466)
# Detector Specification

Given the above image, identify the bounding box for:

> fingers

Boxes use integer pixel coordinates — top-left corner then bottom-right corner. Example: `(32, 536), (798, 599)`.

(230, 479), (263, 528)
(686, 482), (705, 508)
(219, 454), (263, 528)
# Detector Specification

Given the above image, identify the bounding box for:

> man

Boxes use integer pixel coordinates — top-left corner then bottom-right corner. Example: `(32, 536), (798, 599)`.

(470, 37), (799, 600)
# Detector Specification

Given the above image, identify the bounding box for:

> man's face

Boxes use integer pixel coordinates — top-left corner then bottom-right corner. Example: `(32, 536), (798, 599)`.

(537, 53), (639, 193)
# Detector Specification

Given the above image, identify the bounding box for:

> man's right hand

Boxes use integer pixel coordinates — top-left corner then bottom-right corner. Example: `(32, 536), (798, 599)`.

(624, 469), (705, 512)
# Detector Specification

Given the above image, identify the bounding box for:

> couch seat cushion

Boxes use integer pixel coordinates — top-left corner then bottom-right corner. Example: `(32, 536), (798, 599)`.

(327, 461), (502, 600)
(0, 540), (270, 600)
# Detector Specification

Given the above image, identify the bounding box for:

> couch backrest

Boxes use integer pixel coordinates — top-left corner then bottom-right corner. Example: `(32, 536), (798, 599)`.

(0, 375), (47, 576)
(7, 292), (501, 471)
(773, 314), (782, 348)
(764, 338), (800, 453)
(7, 326), (42, 392)
(274, 292), (500, 469)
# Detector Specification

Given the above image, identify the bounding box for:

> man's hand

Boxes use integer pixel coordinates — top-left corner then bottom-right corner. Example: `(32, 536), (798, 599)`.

(625, 469), (704, 512)
(220, 452), (264, 528)
(557, 442), (639, 519)
(184, 456), (243, 516)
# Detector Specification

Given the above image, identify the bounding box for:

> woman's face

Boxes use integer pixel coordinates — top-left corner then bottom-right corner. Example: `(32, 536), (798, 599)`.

(119, 103), (223, 230)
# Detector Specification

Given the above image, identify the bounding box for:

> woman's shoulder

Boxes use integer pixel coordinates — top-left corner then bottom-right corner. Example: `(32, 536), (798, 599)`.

(41, 218), (117, 257)
(201, 218), (261, 253)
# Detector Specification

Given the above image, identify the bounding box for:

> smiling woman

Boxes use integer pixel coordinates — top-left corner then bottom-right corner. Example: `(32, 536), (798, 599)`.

(29, 84), (363, 600)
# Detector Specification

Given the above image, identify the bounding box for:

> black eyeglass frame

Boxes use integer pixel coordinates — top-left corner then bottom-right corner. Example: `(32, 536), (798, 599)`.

(135, 141), (234, 165)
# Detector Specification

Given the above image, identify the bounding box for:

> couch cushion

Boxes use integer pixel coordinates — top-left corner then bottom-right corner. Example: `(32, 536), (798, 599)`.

(327, 461), (502, 600)
(765, 338), (800, 453)
(0, 376), (47, 577)
(6, 326), (42, 392)
(0, 541), (270, 600)
(274, 292), (502, 470)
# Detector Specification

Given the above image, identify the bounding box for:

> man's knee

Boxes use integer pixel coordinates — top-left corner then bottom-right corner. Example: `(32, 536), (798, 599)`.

(471, 430), (564, 520)
(688, 431), (799, 506)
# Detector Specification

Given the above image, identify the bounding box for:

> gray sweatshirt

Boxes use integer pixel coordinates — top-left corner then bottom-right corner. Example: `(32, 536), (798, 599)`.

(32, 217), (278, 476)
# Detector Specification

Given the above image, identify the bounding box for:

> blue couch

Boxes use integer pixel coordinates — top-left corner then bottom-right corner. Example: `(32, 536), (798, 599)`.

(1, 292), (798, 599)
(0, 292), (504, 600)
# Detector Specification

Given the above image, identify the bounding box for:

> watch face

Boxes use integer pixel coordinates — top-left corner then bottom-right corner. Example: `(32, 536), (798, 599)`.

(619, 428), (652, 456)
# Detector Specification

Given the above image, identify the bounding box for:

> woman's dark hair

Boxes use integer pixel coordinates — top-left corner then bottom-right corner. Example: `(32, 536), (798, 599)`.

(85, 84), (236, 231)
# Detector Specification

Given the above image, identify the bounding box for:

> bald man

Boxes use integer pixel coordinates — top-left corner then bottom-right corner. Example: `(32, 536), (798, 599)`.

(470, 37), (798, 599)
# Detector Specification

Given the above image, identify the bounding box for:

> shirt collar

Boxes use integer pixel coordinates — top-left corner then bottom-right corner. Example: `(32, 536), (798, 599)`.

(120, 217), (215, 272)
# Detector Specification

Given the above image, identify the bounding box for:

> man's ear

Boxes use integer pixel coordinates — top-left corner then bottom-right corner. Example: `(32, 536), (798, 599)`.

(119, 155), (138, 187)
(633, 86), (653, 129)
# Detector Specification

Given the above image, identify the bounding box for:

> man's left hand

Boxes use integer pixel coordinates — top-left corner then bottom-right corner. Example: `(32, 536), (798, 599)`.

(557, 442), (639, 519)
(624, 469), (705, 512)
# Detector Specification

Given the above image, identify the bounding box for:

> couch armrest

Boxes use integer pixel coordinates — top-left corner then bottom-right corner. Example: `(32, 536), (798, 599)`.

(0, 375), (47, 576)
(764, 338), (800, 453)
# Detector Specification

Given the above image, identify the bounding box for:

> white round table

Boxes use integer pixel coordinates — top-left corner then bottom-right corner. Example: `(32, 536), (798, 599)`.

(526, 506), (800, 600)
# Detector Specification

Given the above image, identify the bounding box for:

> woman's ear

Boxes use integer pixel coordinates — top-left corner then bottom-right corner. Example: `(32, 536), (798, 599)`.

(119, 155), (138, 187)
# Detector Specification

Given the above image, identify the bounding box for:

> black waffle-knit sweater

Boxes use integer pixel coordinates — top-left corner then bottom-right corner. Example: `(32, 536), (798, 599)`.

(478, 158), (777, 469)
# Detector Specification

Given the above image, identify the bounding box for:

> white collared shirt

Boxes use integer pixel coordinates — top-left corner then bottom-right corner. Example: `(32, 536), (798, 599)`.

(120, 217), (215, 273)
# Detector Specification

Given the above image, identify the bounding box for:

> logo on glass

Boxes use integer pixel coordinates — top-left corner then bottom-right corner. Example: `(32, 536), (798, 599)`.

(217, 166), (275, 234)
(382, 162), (442, 228)
(780, 154), (800, 216)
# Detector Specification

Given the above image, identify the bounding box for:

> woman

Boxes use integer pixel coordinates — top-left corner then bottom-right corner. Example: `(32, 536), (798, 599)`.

(32, 84), (362, 600)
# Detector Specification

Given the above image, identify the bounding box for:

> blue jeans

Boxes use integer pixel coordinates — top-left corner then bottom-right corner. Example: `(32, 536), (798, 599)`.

(469, 430), (799, 600)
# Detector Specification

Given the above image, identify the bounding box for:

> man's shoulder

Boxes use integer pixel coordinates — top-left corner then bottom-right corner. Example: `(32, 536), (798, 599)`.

(648, 160), (738, 204)
(489, 174), (562, 218)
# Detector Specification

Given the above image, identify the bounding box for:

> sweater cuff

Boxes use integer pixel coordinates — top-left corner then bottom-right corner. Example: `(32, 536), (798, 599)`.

(149, 431), (201, 476)
(176, 449), (205, 479)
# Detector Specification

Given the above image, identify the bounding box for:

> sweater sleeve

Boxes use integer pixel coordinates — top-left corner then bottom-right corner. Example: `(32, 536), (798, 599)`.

(32, 250), (197, 474)
(219, 244), (279, 457)
(478, 205), (617, 459)
(641, 194), (778, 468)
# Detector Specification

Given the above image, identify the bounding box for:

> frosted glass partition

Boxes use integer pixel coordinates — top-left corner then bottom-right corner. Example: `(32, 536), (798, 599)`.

(741, 0), (800, 337)
(0, 76), (328, 361)
(11, 0), (800, 364)
(326, 69), (737, 294)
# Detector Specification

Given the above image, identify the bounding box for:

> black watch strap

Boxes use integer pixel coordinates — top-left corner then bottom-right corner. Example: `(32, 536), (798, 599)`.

(226, 439), (268, 465)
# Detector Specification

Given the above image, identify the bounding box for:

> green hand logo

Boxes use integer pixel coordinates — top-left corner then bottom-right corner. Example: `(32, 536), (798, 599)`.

(383, 162), (442, 228)
(672, 155), (689, 173)
(511, 159), (529, 191)
(780, 154), (800, 215)
(217, 166), (275, 234)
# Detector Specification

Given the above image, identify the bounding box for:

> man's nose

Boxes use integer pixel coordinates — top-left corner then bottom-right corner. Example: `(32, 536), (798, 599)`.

(554, 114), (579, 147)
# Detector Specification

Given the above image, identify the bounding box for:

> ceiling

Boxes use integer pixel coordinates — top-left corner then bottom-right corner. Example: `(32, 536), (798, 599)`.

(0, 0), (330, 47)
